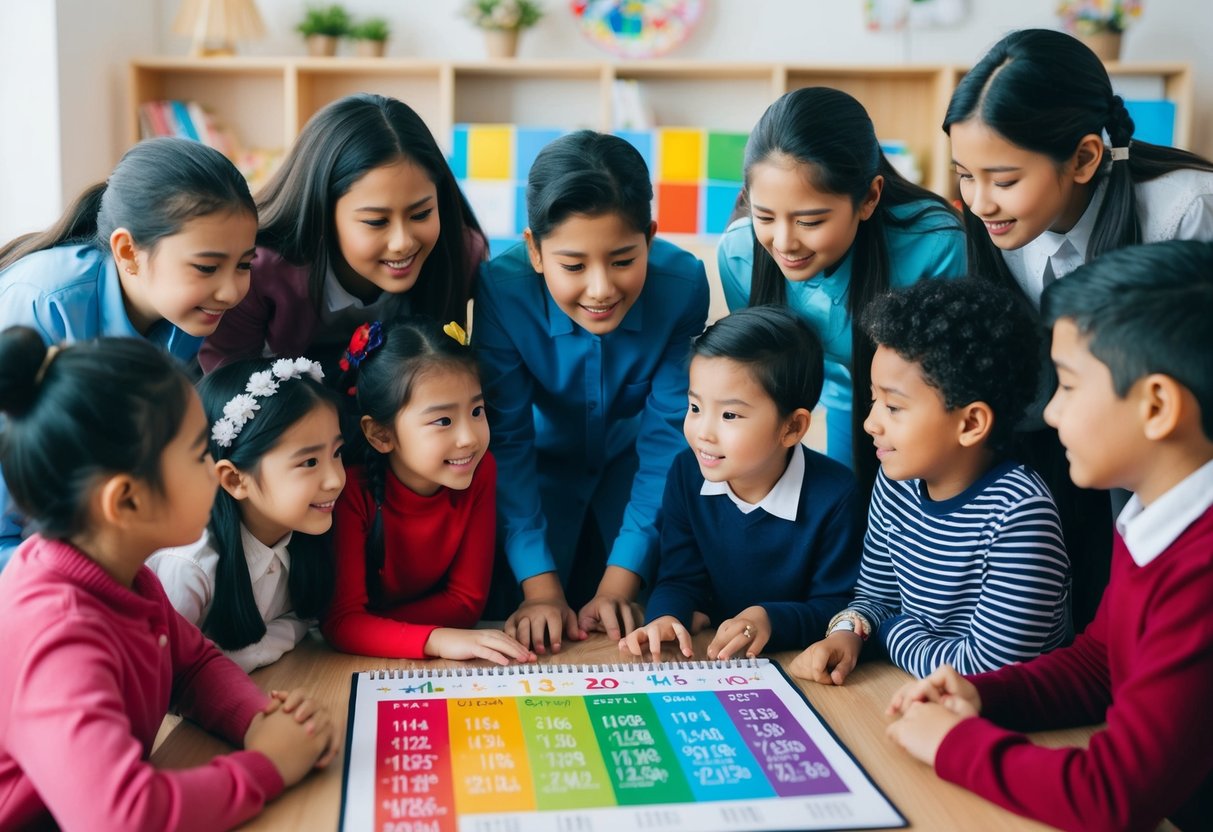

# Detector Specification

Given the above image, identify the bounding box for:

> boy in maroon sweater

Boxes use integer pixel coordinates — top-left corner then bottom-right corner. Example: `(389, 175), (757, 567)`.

(883, 240), (1213, 832)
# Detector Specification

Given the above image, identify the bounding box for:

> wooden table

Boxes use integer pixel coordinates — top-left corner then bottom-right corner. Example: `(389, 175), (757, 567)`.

(152, 633), (1095, 831)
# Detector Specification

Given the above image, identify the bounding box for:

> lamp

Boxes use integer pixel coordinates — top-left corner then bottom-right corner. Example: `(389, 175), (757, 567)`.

(172, 0), (266, 57)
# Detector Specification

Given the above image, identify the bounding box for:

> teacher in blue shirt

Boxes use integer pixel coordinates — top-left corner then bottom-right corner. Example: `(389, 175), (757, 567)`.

(475, 131), (709, 654)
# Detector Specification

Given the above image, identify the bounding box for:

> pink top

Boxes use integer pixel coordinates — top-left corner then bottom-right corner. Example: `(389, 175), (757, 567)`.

(934, 507), (1213, 831)
(0, 536), (284, 831)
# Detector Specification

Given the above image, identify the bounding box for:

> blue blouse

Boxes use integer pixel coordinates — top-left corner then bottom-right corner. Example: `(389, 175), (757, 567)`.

(475, 238), (709, 585)
(0, 244), (203, 567)
(716, 200), (966, 462)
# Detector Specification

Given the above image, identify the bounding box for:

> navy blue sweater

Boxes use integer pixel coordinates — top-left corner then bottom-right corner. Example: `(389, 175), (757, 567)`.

(646, 446), (862, 651)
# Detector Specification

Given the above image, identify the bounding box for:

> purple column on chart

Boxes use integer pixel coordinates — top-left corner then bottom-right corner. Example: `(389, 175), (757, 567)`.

(716, 689), (850, 797)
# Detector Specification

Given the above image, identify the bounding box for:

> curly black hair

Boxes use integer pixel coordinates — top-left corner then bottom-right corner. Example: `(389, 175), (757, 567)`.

(861, 277), (1041, 452)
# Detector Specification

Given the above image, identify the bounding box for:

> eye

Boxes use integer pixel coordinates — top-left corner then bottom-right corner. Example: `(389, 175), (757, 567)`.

(994, 180), (1018, 189)
(559, 263), (584, 273)
(472, 405), (485, 418)
(688, 402), (700, 413)
(333, 445), (345, 459)
(192, 264), (218, 275)
(237, 261), (254, 272)
(299, 458), (318, 468)
(410, 208), (434, 222)
(198, 449), (213, 464)
(361, 218), (388, 228)
(796, 220), (823, 228)
(611, 258), (637, 268)
(722, 411), (739, 421)
(955, 171), (973, 182)
(431, 416), (452, 427)
(885, 405), (900, 415)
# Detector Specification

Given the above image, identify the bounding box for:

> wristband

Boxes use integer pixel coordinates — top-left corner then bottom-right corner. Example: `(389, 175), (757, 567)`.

(826, 610), (870, 642)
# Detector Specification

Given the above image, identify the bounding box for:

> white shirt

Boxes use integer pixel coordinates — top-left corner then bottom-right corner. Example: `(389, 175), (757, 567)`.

(1005, 167), (1213, 306)
(1116, 459), (1213, 567)
(148, 525), (310, 672)
(700, 443), (805, 521)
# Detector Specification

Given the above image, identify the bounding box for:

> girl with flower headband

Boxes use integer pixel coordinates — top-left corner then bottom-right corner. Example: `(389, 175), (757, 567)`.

(198, 93), (486, 374)
(475, 130), (710, 654)
(150, 356), (345, 672)
(945, 28), (1213, 631)
(323, 317), (534, 664)
(0, 326), (335, 830)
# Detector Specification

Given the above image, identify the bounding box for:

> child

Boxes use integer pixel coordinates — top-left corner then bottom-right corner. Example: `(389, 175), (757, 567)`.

(621, 306), (861, 663)
(323, 317), (533, 664)
(0, 327), (335, 830)
(199, 93), (486, 373)
(0, 137), (258, 567)
(717, 87), (966, 480)
(885, 241), (1213, 832)
(150, 356), (345, 672)
(475, 130), (710, 652)
(790, 277), (1068, 684)
(945, 28), (1213, 629)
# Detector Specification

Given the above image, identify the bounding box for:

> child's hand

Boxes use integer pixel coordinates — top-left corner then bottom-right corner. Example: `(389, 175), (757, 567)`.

(578, 566), (644, 641)
(887, 664), (981, 717)
(619, 615), (692, 663)
(244, 701), (332, 786)
(886, 701), (969, 767)
(708, 606), (770, 660)
(506, 597), (583, 654)
(690, 611), (712, 634)
(788, 632), (863, 685)
(425, 627), (537, 665)
(265, 688), (340, 769)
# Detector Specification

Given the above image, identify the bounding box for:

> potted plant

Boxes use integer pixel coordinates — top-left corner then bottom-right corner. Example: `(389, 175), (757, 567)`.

(462, 0), (544, 59)
(350, 17), (391, 58)
(1057, 0), (1143, 61)
(296, 4), (351, 57)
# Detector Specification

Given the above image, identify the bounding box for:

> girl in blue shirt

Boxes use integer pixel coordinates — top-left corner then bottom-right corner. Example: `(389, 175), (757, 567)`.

(717, 87), (966, 484)
(476, 131), (710, 653)
(0, 137), (258, 567)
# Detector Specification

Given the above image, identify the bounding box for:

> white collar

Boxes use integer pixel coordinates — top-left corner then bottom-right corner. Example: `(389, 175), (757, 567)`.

(700, 444), (804, 521)
(1115, 459), (1213, 567)
(238, 524), (292, 581)
(1020, 179), (1107, 291)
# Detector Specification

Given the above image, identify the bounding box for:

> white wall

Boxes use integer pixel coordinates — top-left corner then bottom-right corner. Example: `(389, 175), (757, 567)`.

(4, 0), (1211, 244)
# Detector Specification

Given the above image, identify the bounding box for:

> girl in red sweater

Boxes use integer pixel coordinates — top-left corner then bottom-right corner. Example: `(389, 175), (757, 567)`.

(323, 317), (535, 663)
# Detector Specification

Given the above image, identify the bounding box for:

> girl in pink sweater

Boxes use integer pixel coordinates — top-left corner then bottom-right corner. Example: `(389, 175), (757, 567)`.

(0, 327), (337, 831)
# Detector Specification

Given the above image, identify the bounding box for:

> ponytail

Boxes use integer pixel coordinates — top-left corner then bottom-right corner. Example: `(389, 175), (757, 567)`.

(0, 183), (107, 270)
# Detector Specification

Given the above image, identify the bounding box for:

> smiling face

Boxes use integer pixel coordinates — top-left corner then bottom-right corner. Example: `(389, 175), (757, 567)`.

(233, 402), (347, 547)
(332, 159), (441, 302)
(684, 355), (804, 505)
(367, 366), (490, 497)
(526, 212), (653, 335)
(950, 118), (1093, 251)
(747, 155), (879, 282)
(121, 210), (257, 337)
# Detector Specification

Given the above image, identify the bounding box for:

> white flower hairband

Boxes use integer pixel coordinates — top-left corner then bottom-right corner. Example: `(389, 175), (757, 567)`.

(211, 357), (325, 448)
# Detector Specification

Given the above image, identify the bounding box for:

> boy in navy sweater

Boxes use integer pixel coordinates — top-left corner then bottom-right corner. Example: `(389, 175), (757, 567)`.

(621, 306), (862, 662)
(886, 241), (1213, 832)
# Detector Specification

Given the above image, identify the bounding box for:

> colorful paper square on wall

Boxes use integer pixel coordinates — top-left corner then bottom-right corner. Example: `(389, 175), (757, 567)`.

(450, 124), (747, 251)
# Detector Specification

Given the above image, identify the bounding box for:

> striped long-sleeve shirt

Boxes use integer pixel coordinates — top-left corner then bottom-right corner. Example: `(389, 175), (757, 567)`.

(847, 461), (1069, 677)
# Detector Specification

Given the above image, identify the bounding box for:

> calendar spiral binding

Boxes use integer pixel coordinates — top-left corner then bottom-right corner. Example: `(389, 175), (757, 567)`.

(367, 657), (765, 680)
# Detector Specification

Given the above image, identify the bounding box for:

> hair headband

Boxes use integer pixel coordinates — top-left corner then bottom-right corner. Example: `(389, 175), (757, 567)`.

(211, 357), (325, 448)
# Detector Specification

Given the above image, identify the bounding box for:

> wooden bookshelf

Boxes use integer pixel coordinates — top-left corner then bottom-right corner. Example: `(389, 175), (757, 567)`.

(129, 57), (1194, 200)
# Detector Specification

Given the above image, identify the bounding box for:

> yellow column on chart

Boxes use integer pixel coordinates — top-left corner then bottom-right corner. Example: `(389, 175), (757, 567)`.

(468, 126), (513, 180)
(447, 697), (536, 814)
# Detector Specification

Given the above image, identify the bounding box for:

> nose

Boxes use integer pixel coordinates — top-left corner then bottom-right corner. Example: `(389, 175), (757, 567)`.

(324, 456), (347, 492)
(585, 264), (612, 301)
(969, 182), (997, 218)
(1043, 386), (1061, 429)
(388, 220), (413, 255)
(772, 220), (796, 253)
(213, 268), (248, 306)
(863, 405), (881, 437)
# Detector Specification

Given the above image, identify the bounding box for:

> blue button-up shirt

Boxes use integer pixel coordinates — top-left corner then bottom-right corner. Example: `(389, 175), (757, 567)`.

(475, 238), (709, 584)
(0, 244), (203, 567)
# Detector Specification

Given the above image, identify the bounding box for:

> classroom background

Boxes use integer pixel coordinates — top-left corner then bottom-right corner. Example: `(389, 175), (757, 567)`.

(3, 0), (1211, 253)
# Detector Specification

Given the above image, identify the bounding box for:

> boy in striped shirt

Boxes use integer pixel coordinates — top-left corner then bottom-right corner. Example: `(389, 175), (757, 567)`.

(791, 277), (1069, 684)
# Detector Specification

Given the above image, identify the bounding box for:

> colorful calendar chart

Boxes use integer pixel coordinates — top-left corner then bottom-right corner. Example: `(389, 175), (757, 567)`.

(339, 659), (904, 831)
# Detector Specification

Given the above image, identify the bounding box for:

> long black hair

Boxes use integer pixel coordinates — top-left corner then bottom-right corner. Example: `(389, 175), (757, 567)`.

(255, 94), (484, 326)
(944, 28), (1213, 301)
(0, 326), (192, 540)
(742, 87), (958, 487)
(526, 130), (654, 244)
(196, 358), (339, 650)
(0, 138), (255, 270)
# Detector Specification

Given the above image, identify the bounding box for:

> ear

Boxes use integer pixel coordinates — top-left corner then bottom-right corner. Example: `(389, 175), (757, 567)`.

(956, 401), (994, 448)
(109, 228), (140, 275)
(360, 415), (397, 454)
(523, 228), (543, 274)
(1070, 134), (1105, 185)
(779, 408), (813, 448)
(645, 220), (658, 246)
(1138, 373), (1186, 442)
(858, 175), (885, 221)
(95, 473), (144, 528)
(215, 459), (250, 500)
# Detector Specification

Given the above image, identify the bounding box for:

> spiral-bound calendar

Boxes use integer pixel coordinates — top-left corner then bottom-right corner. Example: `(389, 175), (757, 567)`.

(339, 659), (904, 832)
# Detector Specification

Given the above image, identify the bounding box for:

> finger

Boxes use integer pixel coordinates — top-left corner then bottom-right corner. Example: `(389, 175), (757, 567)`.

(316, 738), (339, 769)
(672, 621), (693, 658)
(715, 634), (750, 661)
(545, 609), (565, 653)
(477, 644), (512, 666)
(810, 649), (837, 685)
(621, 630), (644, 657)
(747, 631), (769, 658)
(646, 624), (665, 663)
(618, 603), (637, 636)
(564, 606), (586, 641)
(504, 613), (519, 641)
(599, 603), (622, 643)
(830, 654), (857, 686)
(292, 699), (317, 723)
(517, 616), (534, 653)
